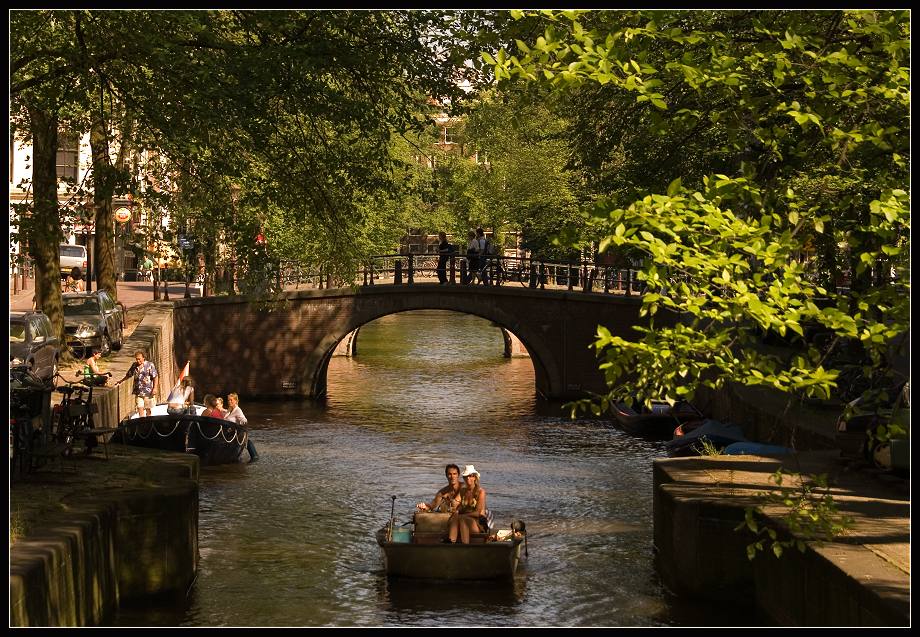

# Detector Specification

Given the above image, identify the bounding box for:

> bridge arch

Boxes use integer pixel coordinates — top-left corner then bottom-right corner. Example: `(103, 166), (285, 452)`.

(306, 305), (557, 399)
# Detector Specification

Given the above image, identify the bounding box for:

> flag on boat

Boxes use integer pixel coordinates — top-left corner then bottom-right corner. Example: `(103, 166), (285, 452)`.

(175, 361), (190, 387)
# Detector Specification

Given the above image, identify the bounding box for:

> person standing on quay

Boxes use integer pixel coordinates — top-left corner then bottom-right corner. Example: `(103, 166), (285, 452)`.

(224, 392), (259, 462)
(436, 231), (452, 284)
(115, 350), (158, 417)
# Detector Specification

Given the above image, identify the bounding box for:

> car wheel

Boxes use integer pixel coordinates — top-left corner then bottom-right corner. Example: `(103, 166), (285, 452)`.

(101, 333), (112, 356)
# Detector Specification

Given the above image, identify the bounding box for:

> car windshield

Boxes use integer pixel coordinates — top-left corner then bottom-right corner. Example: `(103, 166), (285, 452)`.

(60, 245), (86, 257)
(10, 322), (26, 342)
(63, 298), (101, 315)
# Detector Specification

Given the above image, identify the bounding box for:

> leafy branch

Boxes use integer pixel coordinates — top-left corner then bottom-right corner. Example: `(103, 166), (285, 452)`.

(735, 469), (853, 560)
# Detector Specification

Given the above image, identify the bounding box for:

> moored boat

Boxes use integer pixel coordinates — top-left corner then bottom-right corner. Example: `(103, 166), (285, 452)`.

(116, 403), (248, 465)
(376, 511), (526, 581)
(611, 400), (704, 439)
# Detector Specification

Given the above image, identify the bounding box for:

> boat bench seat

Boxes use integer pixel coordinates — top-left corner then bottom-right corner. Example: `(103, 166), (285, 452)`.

(412, 532), (489, 545)
(413, 513), (489, 543)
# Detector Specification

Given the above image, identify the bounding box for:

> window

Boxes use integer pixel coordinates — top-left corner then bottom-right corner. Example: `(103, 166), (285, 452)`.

(56, 133), (79, 182)
(29, 319), (47, 343)
(442, 127), (453, 145)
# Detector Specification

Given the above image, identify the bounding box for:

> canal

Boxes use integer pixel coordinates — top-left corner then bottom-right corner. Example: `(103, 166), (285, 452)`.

(112, 310), (757, 627)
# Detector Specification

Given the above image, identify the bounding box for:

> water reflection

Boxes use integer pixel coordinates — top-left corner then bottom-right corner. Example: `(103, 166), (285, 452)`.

(108, 310), (757, 627)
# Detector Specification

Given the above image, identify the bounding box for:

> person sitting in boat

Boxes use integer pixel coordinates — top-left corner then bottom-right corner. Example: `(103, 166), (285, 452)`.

(224, 392), (259, 463)
(447, 465), (491, 544)
(416, 464), (462, 513)
(166, 377), (195, 416)
(201, 393), (225, 419)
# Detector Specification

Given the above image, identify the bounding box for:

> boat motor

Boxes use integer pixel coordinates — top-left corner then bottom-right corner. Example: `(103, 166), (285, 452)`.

(512, 519), (528, 556)
(387, 495), (396, 542)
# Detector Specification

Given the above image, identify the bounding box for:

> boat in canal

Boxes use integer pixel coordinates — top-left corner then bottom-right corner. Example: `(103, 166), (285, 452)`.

(611, 400), (704, 439)
(376, 511), (527, 581)
(116, 403), (248, 465)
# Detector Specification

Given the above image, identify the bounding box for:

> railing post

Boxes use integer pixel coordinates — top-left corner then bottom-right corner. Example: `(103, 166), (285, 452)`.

(539, 261), (546, 290)
(394, 259), (403, 284)
(407, 253), (414, 285)
(582, 264), (590, 293)
(449, 255), (456, 284)
(363, 263), (368, 286)
(568, 264), (575, 292)
(460, 259), (468, 284)
(604, 267), (610, 294)
(625, 270), (632, 296)
(528, 261), (537, 289)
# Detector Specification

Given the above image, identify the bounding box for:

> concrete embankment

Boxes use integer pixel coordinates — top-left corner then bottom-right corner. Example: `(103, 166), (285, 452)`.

(10, 300), (197, 627)
(654, 383), (910, 626)
(9, 446), (199, 627)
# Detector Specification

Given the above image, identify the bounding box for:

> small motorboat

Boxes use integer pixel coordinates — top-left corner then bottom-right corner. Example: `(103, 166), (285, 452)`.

(611, 400), (704, 439)
(376, 511), (527, 581)
(116, 403), (248, 466)
(664, 419), (748, 457)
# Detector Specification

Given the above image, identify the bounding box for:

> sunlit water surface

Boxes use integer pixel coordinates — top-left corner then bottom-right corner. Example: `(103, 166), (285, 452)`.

(110, 310), (759, 627)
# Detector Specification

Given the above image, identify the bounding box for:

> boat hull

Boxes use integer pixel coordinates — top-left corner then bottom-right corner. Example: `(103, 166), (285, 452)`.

(117, 414), (247, 465)
(612, 401), (704, 439)
(376, 528), (524, 580)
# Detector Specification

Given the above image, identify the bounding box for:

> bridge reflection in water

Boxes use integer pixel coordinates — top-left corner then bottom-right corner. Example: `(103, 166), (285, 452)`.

(110, 311), (759, 628)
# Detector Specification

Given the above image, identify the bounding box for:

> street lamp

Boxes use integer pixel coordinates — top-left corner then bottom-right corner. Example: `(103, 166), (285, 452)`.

(82, 204), (93, 293)
(230, 183), (241, 294)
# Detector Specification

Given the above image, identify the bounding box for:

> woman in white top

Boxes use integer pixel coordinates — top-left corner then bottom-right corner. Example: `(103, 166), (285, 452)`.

(166, 377), (195, 415)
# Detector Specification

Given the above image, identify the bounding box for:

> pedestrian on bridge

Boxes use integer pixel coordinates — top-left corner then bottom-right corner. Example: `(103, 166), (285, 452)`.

(436, 231), (452, 284)
(466, 230), (480, 285)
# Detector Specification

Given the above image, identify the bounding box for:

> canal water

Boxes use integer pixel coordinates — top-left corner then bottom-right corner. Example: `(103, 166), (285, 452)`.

(112, 310), (757, 627)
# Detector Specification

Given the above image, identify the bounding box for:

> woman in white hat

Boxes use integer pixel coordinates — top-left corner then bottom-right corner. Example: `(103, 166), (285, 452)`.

(447, 465), (488, 544)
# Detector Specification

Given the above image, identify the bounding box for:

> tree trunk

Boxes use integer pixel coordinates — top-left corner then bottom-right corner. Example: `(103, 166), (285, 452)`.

(90, 118), (117, 299)
(25, 104), (71, 360)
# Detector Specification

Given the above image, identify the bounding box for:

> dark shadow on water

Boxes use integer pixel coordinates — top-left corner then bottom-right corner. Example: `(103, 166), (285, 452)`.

(380, 575), (526, 612)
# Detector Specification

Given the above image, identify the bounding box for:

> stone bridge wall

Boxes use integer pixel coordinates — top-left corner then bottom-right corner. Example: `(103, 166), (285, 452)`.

(171, 285), (663, 401)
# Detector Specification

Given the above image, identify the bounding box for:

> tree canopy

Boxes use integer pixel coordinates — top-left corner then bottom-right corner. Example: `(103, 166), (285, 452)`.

(487, 9), (909, 412)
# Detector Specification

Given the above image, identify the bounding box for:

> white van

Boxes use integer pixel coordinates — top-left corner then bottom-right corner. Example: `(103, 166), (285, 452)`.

(59, 244), (88, 278)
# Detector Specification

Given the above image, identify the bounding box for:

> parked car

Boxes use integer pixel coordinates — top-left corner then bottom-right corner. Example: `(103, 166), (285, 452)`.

(62, 289), (125, 356)
(9, 311), (60, 381)
(59, 243), (88, 279)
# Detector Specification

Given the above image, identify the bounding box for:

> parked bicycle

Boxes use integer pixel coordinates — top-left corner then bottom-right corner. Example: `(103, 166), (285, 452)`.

(50, 372), (108, 456)
(9, 365), (50, 480)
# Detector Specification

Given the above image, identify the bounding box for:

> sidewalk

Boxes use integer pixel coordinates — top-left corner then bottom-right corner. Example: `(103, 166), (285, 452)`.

(9, 278), (201, 312)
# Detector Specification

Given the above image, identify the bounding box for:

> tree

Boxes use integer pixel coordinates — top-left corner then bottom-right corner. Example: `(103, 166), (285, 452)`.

(488, 10), (909, 413)
(11, 10), (475, 319)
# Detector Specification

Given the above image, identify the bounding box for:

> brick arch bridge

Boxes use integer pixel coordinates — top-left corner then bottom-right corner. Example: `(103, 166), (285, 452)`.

(172, 285), (663, 401)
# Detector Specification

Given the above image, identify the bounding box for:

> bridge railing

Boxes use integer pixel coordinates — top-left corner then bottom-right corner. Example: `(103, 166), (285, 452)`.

(272, 254), (647, 296)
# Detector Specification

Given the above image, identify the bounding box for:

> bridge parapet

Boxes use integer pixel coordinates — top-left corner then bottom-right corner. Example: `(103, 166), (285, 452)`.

(273, 254), (648, 297)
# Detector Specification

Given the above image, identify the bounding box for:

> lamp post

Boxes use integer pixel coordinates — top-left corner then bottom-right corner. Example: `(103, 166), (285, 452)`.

(83, 204), (93, 293)
(230, 183), (240, 294)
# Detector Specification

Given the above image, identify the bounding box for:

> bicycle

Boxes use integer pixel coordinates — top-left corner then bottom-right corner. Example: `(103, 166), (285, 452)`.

(493, 257), (532, 287)
(9, 366), (50, 480)
(50, 372), (107, 456)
